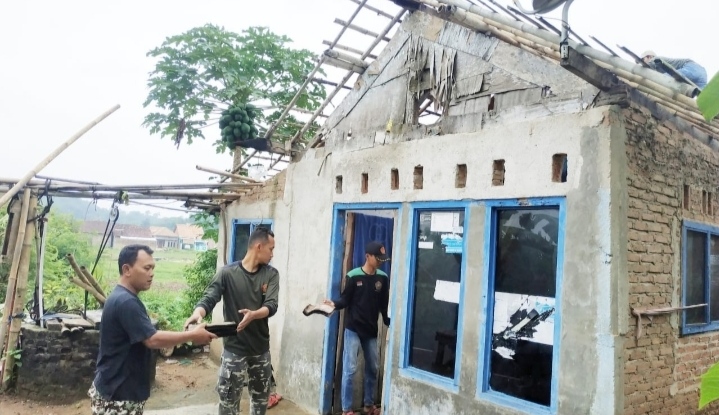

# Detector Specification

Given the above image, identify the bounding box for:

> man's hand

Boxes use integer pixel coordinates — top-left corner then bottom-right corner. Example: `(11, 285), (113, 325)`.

(188, 323), (217, 345)
(323, 299), (335, 307)
(237, 309), (256, 332)
(183, 311), (203, 330)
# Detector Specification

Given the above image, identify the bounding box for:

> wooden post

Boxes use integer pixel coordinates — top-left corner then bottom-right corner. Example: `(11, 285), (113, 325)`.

(0, 198), (22, 271)
(0, 189), (31, 359)
(0, 104), (120, 208)
(1, 193), (36, 389)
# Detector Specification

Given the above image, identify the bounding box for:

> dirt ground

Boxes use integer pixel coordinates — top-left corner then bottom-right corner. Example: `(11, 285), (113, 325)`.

(0, 352), (309, 415)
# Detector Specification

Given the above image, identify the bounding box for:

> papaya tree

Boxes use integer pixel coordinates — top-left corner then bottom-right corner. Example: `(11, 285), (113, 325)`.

(697, 71), (719, 122)
(142, 24), (326, 157)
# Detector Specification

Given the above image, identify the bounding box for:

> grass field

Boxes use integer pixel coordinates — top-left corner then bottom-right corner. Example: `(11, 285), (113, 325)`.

(98, 247), (198, 291)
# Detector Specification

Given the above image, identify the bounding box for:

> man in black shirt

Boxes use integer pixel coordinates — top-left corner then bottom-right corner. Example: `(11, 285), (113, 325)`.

(324, 241), (390, 415)
(89, 244), (216, 415)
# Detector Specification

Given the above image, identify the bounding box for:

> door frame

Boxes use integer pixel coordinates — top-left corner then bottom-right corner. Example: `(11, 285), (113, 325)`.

(319, 203), (403, 415)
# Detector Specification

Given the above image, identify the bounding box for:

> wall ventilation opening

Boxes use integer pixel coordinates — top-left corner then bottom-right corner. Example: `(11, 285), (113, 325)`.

(335, 175), (343, 194)
(552, 154), (568, 183)
(710, 192), (714, 216)
(391, 168), (399, 190)
(361, 173), (369, 194)
(456, 164), (467, 188)
(703, 190), (709, 214)
(488, 94), (496, 111)
(683, 185), (690, 209)
(413, 166), (424, 190)
(492, 160), (505, 186)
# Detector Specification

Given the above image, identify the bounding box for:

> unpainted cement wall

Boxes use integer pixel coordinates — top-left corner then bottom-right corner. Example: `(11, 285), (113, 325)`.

(222, 106), (622, 415)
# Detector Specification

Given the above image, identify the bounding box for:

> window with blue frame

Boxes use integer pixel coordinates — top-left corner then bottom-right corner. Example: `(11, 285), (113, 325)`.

(485, 206), (560, 408)
(406, 209), (465, 380)
(681, 222), (719, 334)
(231, 219), (273, 262)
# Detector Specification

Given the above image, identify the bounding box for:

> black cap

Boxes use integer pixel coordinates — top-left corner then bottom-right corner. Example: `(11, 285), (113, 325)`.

(365, 241), (390, 262)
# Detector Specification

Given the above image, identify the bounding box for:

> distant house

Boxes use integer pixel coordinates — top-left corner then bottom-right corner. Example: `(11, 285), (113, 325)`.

(80, 221), (156, 249)
(149, 226), (179, 249)
(174, 224), (213, 251)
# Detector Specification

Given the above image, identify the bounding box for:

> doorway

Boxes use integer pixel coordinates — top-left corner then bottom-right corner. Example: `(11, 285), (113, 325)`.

(320, 205), (400, 415)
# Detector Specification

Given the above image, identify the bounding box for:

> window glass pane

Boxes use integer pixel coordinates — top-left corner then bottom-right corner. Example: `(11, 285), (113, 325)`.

(489, 208), (559, 406)
(710, 235), (719, 322)
(686, 230), (707, 324)
(408, 210), (464, 378)
(233, 224), (252, 262)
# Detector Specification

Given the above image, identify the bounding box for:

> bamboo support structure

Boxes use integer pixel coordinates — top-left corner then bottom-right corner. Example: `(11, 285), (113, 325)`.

(322, 40), (378, 60)
(0, 181), (260, 191)
(196, 165), (262, 183)
(0, 189), (31, 361)
(323, 49), (369, 70)
(264, 0), (370, 144)
(324, 56), (367, 74)
(347, 0), (398, 20)
(0, 105), (120, 208)
(307, 8), (407, 148)
(80, 266), (106, 298)
(1, 193), (37, 390)
(1, 199), (22, 267)
(334, 18), (392, 42)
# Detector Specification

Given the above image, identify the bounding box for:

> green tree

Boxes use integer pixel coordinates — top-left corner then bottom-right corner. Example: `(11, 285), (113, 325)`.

(698, 71), (719, 122)
(142, 24), (326, 153)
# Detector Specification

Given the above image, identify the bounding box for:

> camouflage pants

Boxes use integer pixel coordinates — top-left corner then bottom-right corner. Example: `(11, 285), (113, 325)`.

(217, 350), (272, 415)
(88, 383), (146, 415)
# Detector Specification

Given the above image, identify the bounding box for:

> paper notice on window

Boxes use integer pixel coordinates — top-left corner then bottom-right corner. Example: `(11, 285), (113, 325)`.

(430, 212), (460, 233)
(433, 280), (460, 304)
(418, 241), (434, 249)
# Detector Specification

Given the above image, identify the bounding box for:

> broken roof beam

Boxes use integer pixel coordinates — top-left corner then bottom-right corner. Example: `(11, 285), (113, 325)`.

(305, 8), (407, 148)
(347, 0), (399, 20)
(322, 40), (378, 60)
(333, 18), (392, 42)
(323, 49), (369, 74)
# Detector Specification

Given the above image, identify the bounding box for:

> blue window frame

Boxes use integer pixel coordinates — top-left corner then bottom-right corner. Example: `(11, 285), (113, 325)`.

(230, 219), (274, 263)
(399, 201), (469, 391)
(478, 198), (565, 415)
(681, 221), (719, 335)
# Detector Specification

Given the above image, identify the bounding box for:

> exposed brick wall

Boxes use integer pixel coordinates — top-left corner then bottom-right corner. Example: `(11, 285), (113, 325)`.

(240, 170), (287, 203)
(623, 103), (719, 415)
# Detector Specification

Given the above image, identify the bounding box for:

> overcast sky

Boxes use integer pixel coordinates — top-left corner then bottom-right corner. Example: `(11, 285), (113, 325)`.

(1, 0), (715, 216)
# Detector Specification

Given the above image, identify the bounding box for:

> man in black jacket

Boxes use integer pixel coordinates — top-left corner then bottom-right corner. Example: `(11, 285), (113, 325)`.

(324, 241), (390, 415)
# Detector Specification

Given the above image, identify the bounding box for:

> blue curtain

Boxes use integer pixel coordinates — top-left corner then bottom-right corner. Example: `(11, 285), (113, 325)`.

(351, 213), (394, 274)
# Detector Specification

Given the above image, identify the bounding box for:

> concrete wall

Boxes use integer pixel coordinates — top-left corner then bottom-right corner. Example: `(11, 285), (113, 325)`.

(621, 104), (719, 415)
(220, 105), (623, 415)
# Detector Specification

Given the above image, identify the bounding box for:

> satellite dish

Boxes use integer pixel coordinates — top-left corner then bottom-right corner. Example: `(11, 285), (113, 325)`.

(513, 0), (569, 14)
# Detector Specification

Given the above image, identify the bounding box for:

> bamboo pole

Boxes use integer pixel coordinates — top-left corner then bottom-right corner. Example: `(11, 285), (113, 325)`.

(1, 193), (36, 390)
(0, 189), (31, 360)
(70, 277), (105, 305)
(322, 40), (378, 60)
(0, 190), (241, 201)
(307, 8), (407, 148)
(65, 253), (91, 286)
(1, 199), (22, 269)
(80, 266), (106, 298)
(0, 104), (120, 208)
(334, 18), (392, 42)
(1, 181), (260, 191)
(195, 165), (262, 183)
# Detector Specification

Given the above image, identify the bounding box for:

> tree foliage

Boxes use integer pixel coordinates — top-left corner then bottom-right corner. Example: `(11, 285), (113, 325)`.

(142, 24), (326, 152)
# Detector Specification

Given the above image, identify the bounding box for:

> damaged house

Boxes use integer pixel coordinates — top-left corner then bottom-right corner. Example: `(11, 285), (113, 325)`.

(208, 1), (719, 414)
